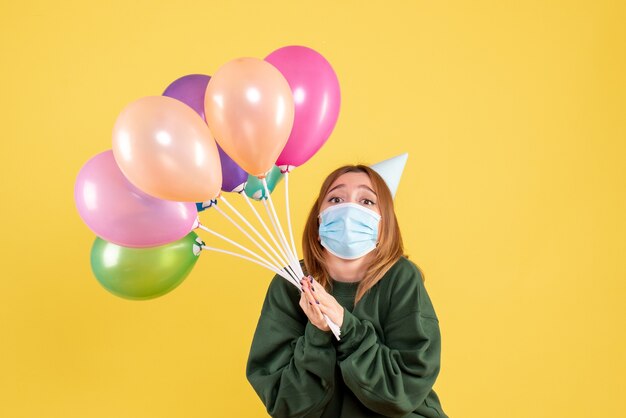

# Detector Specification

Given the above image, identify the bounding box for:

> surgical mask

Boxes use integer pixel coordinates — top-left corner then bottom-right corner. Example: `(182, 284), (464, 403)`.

(318, 203), (381, 260)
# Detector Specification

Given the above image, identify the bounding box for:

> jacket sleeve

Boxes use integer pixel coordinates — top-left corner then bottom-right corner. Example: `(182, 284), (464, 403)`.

(246, 275), (337, 418)
(335, 266), (443, 417)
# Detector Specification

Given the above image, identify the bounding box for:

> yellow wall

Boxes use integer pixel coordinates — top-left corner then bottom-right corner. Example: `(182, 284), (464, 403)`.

(1, 1), (624, 416)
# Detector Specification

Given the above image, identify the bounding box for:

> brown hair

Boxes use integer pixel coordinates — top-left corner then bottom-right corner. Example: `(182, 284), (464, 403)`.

(302, 165), (409, 305)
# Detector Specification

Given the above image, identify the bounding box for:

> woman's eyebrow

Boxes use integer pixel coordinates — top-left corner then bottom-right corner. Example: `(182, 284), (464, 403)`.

(358, 185), (377, 195)
(326, 184), (377, 196)
(327, 184), (346, 194)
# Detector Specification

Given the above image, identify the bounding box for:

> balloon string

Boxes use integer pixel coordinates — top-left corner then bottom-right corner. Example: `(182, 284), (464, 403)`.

(198, 229), (334, 340)
(213, 202), (284, 271)
(201, 239), (336, 337)
(241, 192), (297, 278)
(196, 224), (280, 274)
(324, 314), (341, 340)
(219, 194), (300, 284)
(199, 220), (335, 336)
(200, 245), (300, 288)
(262, 178), (300, 271)
(217, 192), (299, 285)
(284, 172), (299, 264)
(263, 178), (340, 339)
(219, 195), (292, 273)
(261, 204), (313, 337)
(261, 194), (302, 279)
(201, 245), (282, 277)
(213, 186), (340, 339)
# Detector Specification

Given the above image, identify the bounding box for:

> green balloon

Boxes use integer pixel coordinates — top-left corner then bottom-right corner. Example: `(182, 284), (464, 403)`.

(244, 166), (284, 200)
(90, 232), (202, 300)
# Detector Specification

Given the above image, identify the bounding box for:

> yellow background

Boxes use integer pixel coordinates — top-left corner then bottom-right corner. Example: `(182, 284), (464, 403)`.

(1, 1), (624, 417)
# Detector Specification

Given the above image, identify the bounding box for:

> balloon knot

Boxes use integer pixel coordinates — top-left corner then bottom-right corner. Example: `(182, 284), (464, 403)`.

(278, 164), (294, 174)
(193, 237), (205, 256)
(201, 199), (218, 209)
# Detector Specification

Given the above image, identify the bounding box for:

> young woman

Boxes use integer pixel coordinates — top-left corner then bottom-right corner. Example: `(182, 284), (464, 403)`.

(246, 165), (448, 418)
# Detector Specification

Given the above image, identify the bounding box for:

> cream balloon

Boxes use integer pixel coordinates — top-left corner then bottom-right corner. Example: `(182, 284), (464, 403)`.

(204, 57), (295, 177)
(112, 96), (222, 202)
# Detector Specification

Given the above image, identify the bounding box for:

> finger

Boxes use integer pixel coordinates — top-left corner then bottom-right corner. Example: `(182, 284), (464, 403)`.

(300, 294), (322, 325)
(300, 277), (310, 292)
(307, 285), (340, 317)
(308, 276), (322, 293)
(300, 288), (318, 309)
(317, 302), (342, 327)
(310, 304), (325, 323)
(300, 282), (319, 310)
(308, 276), (330, 299)
(299, 292), (309, 310)
(304, 276), (320, 295)
(299, 279), (310, 297)
(316, 299), (334, 316)
(317, 303), (336, 321)
(309, 282), (331, 305)
(303, 286), (326, 321)
(302, 282), (319, 306)
(301, 280), (329, 317)
(311, 280), (340, 306)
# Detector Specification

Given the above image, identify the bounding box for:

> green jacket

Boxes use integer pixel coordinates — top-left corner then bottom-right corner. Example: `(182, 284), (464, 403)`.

(246, 256), (448, 417)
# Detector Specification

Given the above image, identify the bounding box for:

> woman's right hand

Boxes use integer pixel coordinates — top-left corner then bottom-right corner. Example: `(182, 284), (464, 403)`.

(298, 277), (331, 332)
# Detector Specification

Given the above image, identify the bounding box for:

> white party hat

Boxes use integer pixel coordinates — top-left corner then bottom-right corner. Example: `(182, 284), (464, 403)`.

(370, 153), (408, 198)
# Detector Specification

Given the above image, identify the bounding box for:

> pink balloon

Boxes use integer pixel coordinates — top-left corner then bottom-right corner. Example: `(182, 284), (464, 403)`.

(266, 46), (341, 171)
(74, 150), (198, 248)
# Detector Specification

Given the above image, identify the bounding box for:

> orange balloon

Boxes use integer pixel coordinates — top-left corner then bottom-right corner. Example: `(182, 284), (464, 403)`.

(204, 57), (295, 177)
(112, 96), (222, 202)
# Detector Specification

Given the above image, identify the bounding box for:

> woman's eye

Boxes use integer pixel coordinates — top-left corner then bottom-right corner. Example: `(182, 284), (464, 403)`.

(328, 197), (342, 203)
(362, 199), (376, 205)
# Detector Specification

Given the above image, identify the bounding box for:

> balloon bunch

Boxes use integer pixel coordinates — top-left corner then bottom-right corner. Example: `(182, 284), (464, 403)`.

(75, 46), (342, 338)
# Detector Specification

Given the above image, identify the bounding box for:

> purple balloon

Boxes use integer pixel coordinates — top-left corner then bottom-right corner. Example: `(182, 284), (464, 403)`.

(163, 74), (247, 192)
(163, 74), (210, 120)
(218, 146), (249, 192)
(266, 46), (341, 170)
(75, 150), (198, 248)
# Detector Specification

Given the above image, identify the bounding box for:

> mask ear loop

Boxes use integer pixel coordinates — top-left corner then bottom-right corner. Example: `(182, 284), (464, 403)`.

(316, 213), (322, 243)
(375, 215), (382, 247)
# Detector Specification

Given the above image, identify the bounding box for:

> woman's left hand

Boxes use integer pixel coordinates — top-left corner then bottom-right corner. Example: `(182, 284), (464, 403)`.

(301, 276), (344, 329)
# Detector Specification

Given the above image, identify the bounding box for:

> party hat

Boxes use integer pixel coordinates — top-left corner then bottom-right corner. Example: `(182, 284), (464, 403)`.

(370, 153), (408, 198)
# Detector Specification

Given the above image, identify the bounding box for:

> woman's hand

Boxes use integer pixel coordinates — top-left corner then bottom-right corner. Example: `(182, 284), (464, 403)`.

(299, 276), (344, 332)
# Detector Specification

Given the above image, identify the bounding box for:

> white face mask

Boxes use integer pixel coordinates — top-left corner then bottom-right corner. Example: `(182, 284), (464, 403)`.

(318, 202), (381, 260)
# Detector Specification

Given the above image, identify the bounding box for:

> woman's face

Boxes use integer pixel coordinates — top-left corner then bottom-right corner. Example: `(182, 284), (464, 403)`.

(319, 172), (381, 216)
